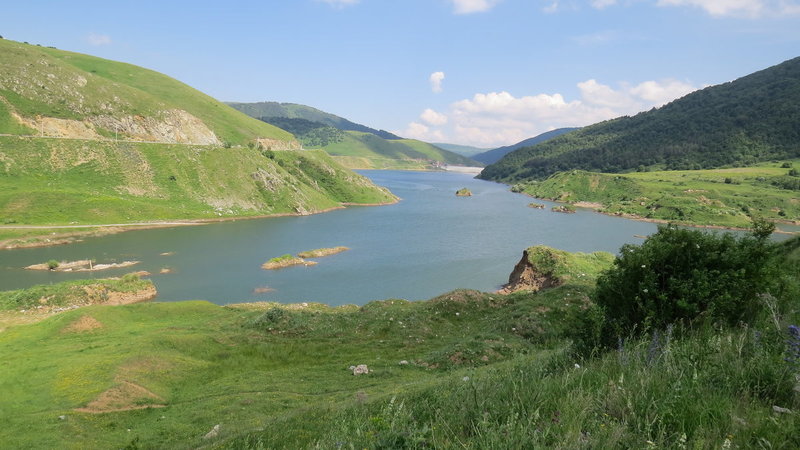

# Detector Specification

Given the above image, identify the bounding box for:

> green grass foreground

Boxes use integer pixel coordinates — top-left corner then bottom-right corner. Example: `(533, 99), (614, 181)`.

(513, 161), (800, 228)
(1, 237), (797, 449)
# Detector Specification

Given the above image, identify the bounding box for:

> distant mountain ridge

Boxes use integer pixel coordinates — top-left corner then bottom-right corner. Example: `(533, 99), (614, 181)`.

(230, 101), (480, 170)
(227, 101), (401, 140)
(472, 128), (578, 165)
(432, 143), (491, 158)
(480, 56), (800, 182)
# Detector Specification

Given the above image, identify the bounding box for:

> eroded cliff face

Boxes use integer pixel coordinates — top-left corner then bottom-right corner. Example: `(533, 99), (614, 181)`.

(498, 248), (562, 295)
(14, 109), (221, 145)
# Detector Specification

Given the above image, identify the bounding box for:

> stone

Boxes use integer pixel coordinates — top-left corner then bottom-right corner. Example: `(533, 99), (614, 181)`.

(772, 405), (792, 414)
(352, 364), (369, 375)
(203, 424), (220, 439)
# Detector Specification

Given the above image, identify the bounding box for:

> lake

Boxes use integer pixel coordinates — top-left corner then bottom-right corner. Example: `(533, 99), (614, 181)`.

(0, 170), (787, 306)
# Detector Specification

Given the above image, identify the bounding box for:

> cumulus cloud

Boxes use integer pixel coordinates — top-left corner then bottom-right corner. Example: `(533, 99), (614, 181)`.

(449, 0), (502, 14)
(317, 0), (360, 8)
(430, 71), (445, 93)
(420, 108), (449, 126)
(400, 121), (446, 142)
(656, 0), (800, 17)
(396, 78), (699, 147)
(86, 33), (112, 46)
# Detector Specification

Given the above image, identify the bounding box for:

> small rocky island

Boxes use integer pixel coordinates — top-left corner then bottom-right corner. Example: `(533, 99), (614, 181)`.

(262, 247), (349, 270)
(551, 205), (577, 214)
(25, 259), (140, 272)
(262, 255), (318, 270)
(455, 188), (472, 197)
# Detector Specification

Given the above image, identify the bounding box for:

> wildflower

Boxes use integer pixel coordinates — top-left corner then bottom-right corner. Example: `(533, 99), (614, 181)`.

(641, 264), (646, 268)
(574, 363), (581, 369)
(463, 376), (470, 382)
(455, 312), (460, 316)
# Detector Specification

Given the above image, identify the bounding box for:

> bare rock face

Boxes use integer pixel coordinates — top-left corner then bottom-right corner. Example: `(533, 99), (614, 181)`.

(498, 248), (563, 295)
(90, 109), (220, 145)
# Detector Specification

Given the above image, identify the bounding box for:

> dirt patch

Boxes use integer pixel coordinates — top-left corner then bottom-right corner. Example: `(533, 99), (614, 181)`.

(74, 381), (166, 414)
(574, 201), (603, 209)
(62, 315), (103, 333)
(103, 285), (157, 305)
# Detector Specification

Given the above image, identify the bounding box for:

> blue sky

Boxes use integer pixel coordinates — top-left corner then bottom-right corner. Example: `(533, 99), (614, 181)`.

(2, 0), (798, 147)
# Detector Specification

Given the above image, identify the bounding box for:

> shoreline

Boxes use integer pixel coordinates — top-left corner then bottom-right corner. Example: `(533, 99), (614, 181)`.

(521, 193), (799, 235)
(0, 199), (400, 250)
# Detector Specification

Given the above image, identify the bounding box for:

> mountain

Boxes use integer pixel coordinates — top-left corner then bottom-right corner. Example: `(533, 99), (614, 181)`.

(432, 143), (491, 158)
(472, 128), (578, 165)
(227, 101), (401, 140)
(312, 130), (479, 170)
(480, 57), (800, 183)
(231, 102), (481, 170)
(0, 39), (395, 229)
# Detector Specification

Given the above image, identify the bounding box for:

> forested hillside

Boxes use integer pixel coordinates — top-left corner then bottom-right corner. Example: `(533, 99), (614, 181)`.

(480, 57), (800, 182)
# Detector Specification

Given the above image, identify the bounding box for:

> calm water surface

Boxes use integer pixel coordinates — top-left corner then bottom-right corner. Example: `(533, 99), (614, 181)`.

(1, 170), (785, 306)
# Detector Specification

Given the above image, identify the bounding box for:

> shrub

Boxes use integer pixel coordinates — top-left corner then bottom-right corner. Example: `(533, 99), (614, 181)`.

(590, 225), (781, 346)
(46, 260), (60, 270)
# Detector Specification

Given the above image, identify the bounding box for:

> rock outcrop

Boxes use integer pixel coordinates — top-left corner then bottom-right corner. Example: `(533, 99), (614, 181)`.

(498, 247), (564, 294)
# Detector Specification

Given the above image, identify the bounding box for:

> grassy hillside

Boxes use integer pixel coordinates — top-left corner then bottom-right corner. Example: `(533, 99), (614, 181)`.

(0, 258), (605, 448)
(480, 56), (800, 182)
(230, 102), (480, 169)
(510, 161), (800, 228)
(227, 101), (401, 140)
(0, 136), (395, 230)
(321, 131), (479, 169)
(0, 39), (292, 145)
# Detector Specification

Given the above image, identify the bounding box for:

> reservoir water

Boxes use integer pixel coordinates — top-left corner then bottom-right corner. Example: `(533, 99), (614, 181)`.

(0, 170), (787, 306)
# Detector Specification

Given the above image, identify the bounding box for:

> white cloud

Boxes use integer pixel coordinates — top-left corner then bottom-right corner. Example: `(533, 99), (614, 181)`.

(420, 108), (448, 126)
(429, 71), (445, 93)
(317, 0), (360, 7)
(400, 121), (446, 142)
(449, 0), (501, 14)
(591, 0), (618, 9)
(656, 0), (800, 17)
(397, 78), (699, 147)
(86, 33), (112, 46)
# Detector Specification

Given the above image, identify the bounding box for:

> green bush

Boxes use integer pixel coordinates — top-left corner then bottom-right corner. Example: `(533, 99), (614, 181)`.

(46, 260), (60, 270)
(591, 225), (781, 346)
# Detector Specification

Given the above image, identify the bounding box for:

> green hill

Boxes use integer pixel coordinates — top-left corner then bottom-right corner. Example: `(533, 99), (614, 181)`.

(230, 102), (481, 169)
(320, 131), (480, 169)
(0, 40), (396, 243)
(227, 101), (401, 140)
(0, 39), (293, 146)
(480, 56), (800, 183)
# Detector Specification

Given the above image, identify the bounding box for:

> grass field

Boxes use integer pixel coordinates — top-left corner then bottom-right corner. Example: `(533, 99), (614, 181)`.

(514, 161), (800, 228)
